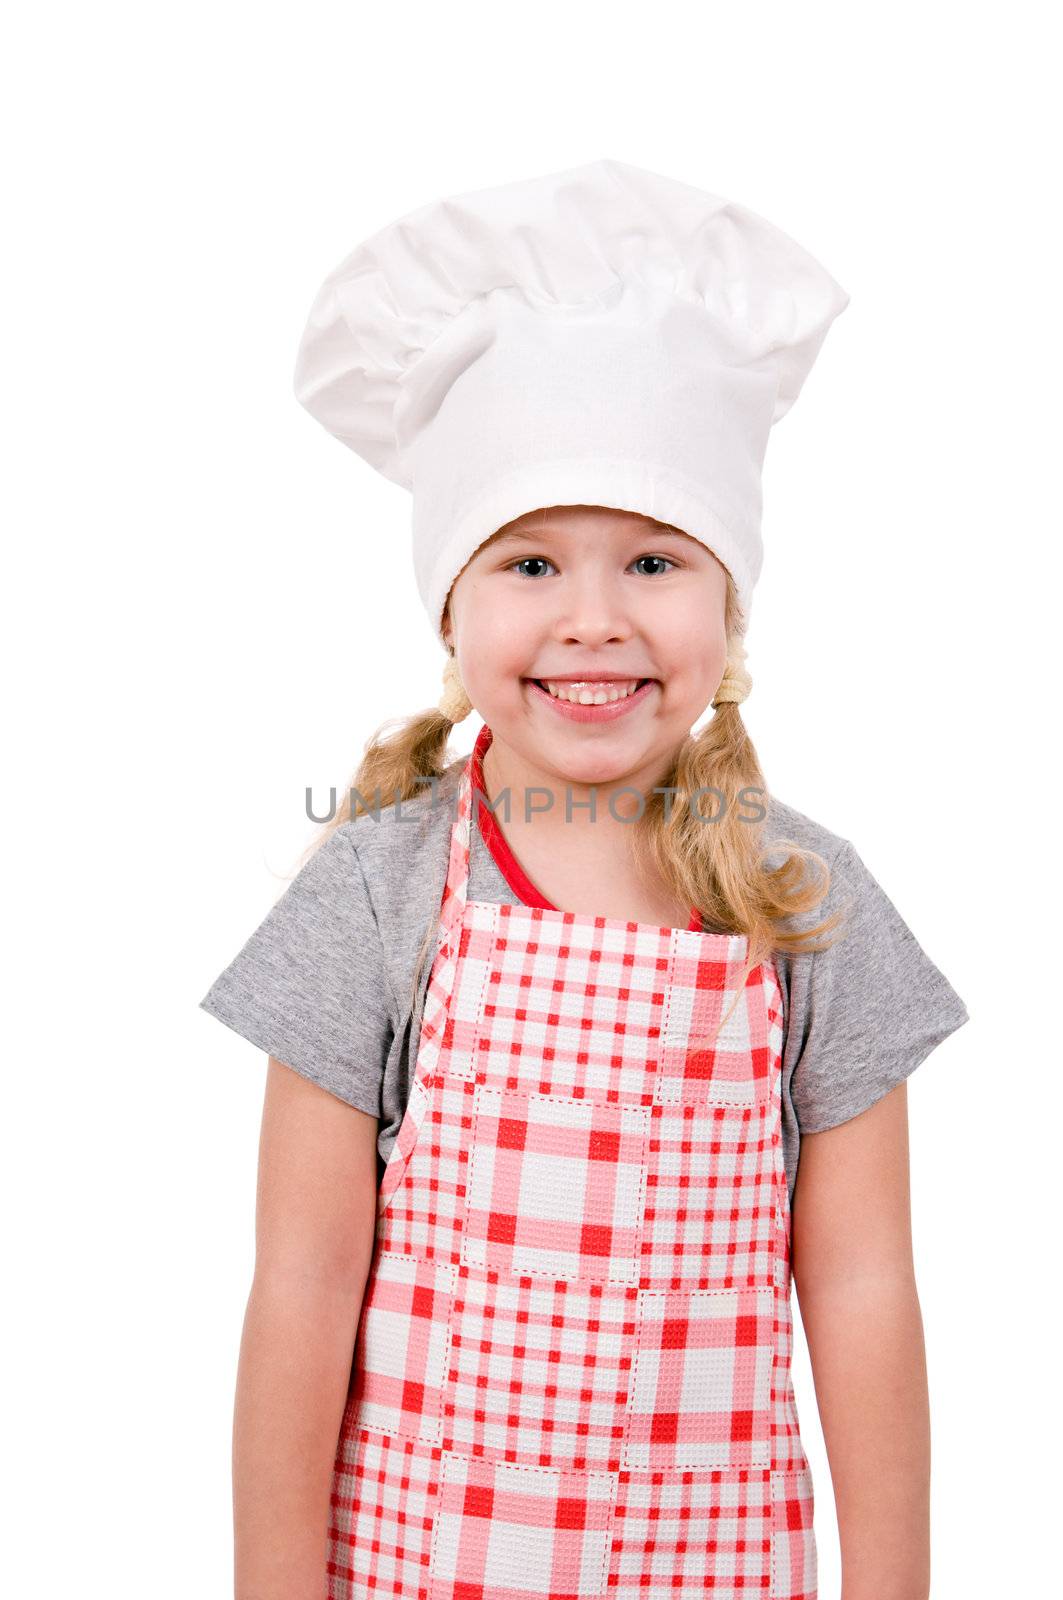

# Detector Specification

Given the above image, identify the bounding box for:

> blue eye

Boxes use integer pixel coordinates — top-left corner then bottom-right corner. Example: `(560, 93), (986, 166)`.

(511, 557), (556, 577)
(631, 555), (677, 575)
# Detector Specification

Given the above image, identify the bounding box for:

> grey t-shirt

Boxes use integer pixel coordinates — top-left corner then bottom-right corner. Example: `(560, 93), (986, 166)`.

(199, 755), (969, 1207)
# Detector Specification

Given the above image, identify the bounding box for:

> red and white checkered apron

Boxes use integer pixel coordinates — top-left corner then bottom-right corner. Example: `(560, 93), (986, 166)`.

(328, 757), (817, 1599)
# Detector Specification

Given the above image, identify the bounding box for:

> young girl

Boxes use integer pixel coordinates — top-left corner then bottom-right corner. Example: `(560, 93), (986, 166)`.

(200, 160), (968, 1600)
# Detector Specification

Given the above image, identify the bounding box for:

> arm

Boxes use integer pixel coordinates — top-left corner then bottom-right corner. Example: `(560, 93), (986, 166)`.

(233, 1057), (379, 1600)
(791, 1081), (931, 1600)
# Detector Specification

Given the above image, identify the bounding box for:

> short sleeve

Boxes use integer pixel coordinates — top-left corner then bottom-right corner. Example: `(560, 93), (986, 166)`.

(789, 839), (970, 1134)
(198, 826), (396, 1118)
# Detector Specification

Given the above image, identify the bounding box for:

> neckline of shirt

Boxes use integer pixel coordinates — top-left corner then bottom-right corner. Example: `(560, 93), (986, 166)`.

(468, 722), (701, 932)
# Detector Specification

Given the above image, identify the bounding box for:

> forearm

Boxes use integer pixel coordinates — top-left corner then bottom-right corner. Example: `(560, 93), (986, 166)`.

(233, 1266), (367, 1600)
(797, 1269), (931, 1600)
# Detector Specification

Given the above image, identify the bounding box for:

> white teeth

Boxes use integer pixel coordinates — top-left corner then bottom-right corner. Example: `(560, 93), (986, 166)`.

(541, 678), (644, 705)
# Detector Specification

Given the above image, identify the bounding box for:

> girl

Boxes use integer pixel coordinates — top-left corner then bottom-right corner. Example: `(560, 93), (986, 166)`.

(200, 160), (968, 1600)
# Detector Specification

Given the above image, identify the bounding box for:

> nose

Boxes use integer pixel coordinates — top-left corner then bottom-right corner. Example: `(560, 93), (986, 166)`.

(551, 570), (635, 648)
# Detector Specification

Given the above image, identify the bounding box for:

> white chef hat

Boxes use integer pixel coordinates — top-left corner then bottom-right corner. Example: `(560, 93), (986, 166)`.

(293, 157), (849, 641)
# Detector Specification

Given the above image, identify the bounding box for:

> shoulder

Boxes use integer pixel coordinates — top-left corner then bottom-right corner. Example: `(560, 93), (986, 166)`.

(330, 753), (466, 974)
(758, 793), (886, 949)
(760, 792), (854, 932)
(762, 797), (970, 1133)
(339, 754), (463, 875)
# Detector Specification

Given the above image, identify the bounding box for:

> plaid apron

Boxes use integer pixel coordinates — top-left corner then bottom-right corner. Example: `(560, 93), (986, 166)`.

(328, 756), (817, 1599)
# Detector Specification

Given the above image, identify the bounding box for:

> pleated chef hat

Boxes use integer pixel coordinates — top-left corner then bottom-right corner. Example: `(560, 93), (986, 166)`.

(293, 158), (849, 640)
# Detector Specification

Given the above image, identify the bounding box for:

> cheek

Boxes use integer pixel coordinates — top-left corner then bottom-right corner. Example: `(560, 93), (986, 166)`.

(652, 602), (727, 699)
(458, 613), (530, 697)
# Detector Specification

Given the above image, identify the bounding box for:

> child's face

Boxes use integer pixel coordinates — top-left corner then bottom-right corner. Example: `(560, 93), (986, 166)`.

(443, 505), (729, 788)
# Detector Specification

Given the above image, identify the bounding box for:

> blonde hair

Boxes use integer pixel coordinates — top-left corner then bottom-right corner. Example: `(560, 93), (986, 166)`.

(295, 532), (844, 1034)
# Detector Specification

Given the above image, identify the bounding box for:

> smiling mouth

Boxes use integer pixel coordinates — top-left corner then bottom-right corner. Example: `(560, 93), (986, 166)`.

(526, 677), (654, 705)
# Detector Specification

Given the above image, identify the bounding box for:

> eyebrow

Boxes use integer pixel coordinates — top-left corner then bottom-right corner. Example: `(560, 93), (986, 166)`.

(487, 528), (542, 547)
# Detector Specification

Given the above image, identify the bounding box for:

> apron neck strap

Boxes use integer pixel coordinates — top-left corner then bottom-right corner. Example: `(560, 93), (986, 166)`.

(437, 755), (475, 951)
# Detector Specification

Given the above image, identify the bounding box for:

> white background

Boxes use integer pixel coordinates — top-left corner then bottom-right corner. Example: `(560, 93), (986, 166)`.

(5, 3), (1058, 1594)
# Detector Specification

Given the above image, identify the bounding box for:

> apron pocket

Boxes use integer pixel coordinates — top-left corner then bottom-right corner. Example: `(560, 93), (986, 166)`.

(639, 1101), (777, 1288)
(461, 1083), (651, 1285)
(428, 1450), (618, 1600)
(445, 1270), (637, 1470)
(621, 1284), (775, 1470)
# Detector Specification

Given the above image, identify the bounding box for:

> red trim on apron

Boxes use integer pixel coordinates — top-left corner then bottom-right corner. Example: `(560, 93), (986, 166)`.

(469, 722), (554, 910)
(326, 751), (817, 1599)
